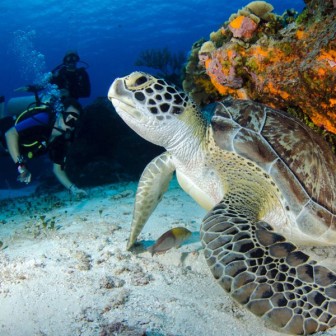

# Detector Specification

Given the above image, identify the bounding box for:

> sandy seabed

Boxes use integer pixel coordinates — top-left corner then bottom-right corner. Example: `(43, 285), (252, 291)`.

(0, 178), (336, 336)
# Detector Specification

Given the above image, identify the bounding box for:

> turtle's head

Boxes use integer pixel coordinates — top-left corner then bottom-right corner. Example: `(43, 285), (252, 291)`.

(108, 72), (204, 148)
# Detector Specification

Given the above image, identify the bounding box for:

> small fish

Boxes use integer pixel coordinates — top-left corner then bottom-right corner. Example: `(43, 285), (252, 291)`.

(148, 227), (192, 255)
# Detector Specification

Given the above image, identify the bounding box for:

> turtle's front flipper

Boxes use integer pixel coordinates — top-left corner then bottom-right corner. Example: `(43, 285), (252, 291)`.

(127, 151), (175, 250)
(201, 198), (336, 335)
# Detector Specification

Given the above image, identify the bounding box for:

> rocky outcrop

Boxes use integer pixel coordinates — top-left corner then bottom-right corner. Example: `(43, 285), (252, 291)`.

(183, 0), (336, 150)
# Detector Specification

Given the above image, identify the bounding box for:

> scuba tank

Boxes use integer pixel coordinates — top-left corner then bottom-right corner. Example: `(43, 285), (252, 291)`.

(7, 96), (36, 116)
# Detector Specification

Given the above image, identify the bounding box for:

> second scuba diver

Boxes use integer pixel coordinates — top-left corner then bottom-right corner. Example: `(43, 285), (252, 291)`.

(0, 97), (87, 197)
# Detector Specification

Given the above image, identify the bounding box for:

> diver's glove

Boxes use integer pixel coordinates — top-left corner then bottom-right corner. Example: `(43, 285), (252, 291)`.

(16, 162), (32, 184)
(69, 184), (87, 198)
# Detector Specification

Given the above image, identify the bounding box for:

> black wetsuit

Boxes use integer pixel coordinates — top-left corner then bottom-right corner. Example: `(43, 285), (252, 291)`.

(51, 67), (91, 99)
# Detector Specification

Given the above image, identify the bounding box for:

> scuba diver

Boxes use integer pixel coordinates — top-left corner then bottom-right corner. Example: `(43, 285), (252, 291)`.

(0, 95), (87, 197)
(0, 51), (90, 118)
(50, 50), (91, 100)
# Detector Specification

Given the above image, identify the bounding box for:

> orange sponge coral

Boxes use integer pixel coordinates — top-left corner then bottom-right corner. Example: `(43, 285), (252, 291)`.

(228, 15), (258, 40)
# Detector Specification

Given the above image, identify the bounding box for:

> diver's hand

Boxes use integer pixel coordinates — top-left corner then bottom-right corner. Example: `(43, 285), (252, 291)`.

(69, 185), (87, 198)
(17, 165), (32, 184)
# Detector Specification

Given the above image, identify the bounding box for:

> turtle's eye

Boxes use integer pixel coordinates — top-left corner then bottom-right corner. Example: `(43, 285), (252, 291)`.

(135, 75), (148, 86)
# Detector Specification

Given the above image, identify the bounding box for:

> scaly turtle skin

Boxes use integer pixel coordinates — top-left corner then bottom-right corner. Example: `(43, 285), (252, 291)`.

(108, 72), (336, 335)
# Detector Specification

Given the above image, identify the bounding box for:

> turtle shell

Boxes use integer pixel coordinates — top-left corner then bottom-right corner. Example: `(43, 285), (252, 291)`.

(210, 98), (336, 237)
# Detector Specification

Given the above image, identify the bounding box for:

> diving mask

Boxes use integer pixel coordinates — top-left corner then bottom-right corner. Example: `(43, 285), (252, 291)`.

(64, 54), (79, 65)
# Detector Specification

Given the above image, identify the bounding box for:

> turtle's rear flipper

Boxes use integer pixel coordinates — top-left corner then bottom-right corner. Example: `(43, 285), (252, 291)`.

(201, 199), (336, 335)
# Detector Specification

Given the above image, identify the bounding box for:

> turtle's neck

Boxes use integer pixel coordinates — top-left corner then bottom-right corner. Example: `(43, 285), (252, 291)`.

(166, 117), (208, 173)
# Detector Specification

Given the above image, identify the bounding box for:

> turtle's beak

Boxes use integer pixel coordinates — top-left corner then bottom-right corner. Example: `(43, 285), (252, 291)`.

(108, 78), (132, 104)
(109, 78), (134, 111)
(108, 78), (144, 122)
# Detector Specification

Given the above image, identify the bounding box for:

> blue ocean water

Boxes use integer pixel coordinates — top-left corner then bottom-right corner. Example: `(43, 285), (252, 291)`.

(0, 0), (305, 106)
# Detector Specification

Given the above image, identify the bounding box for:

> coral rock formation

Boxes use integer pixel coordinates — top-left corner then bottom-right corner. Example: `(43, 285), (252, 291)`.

(183, 0), (336, 146)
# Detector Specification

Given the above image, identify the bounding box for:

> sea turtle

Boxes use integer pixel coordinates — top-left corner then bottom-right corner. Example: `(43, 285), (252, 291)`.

(108, 72), (336, 335)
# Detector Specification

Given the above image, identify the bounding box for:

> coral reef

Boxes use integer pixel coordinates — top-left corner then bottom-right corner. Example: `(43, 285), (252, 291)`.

(183, 39), (223, 105)
(183, 0), (336, 149)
